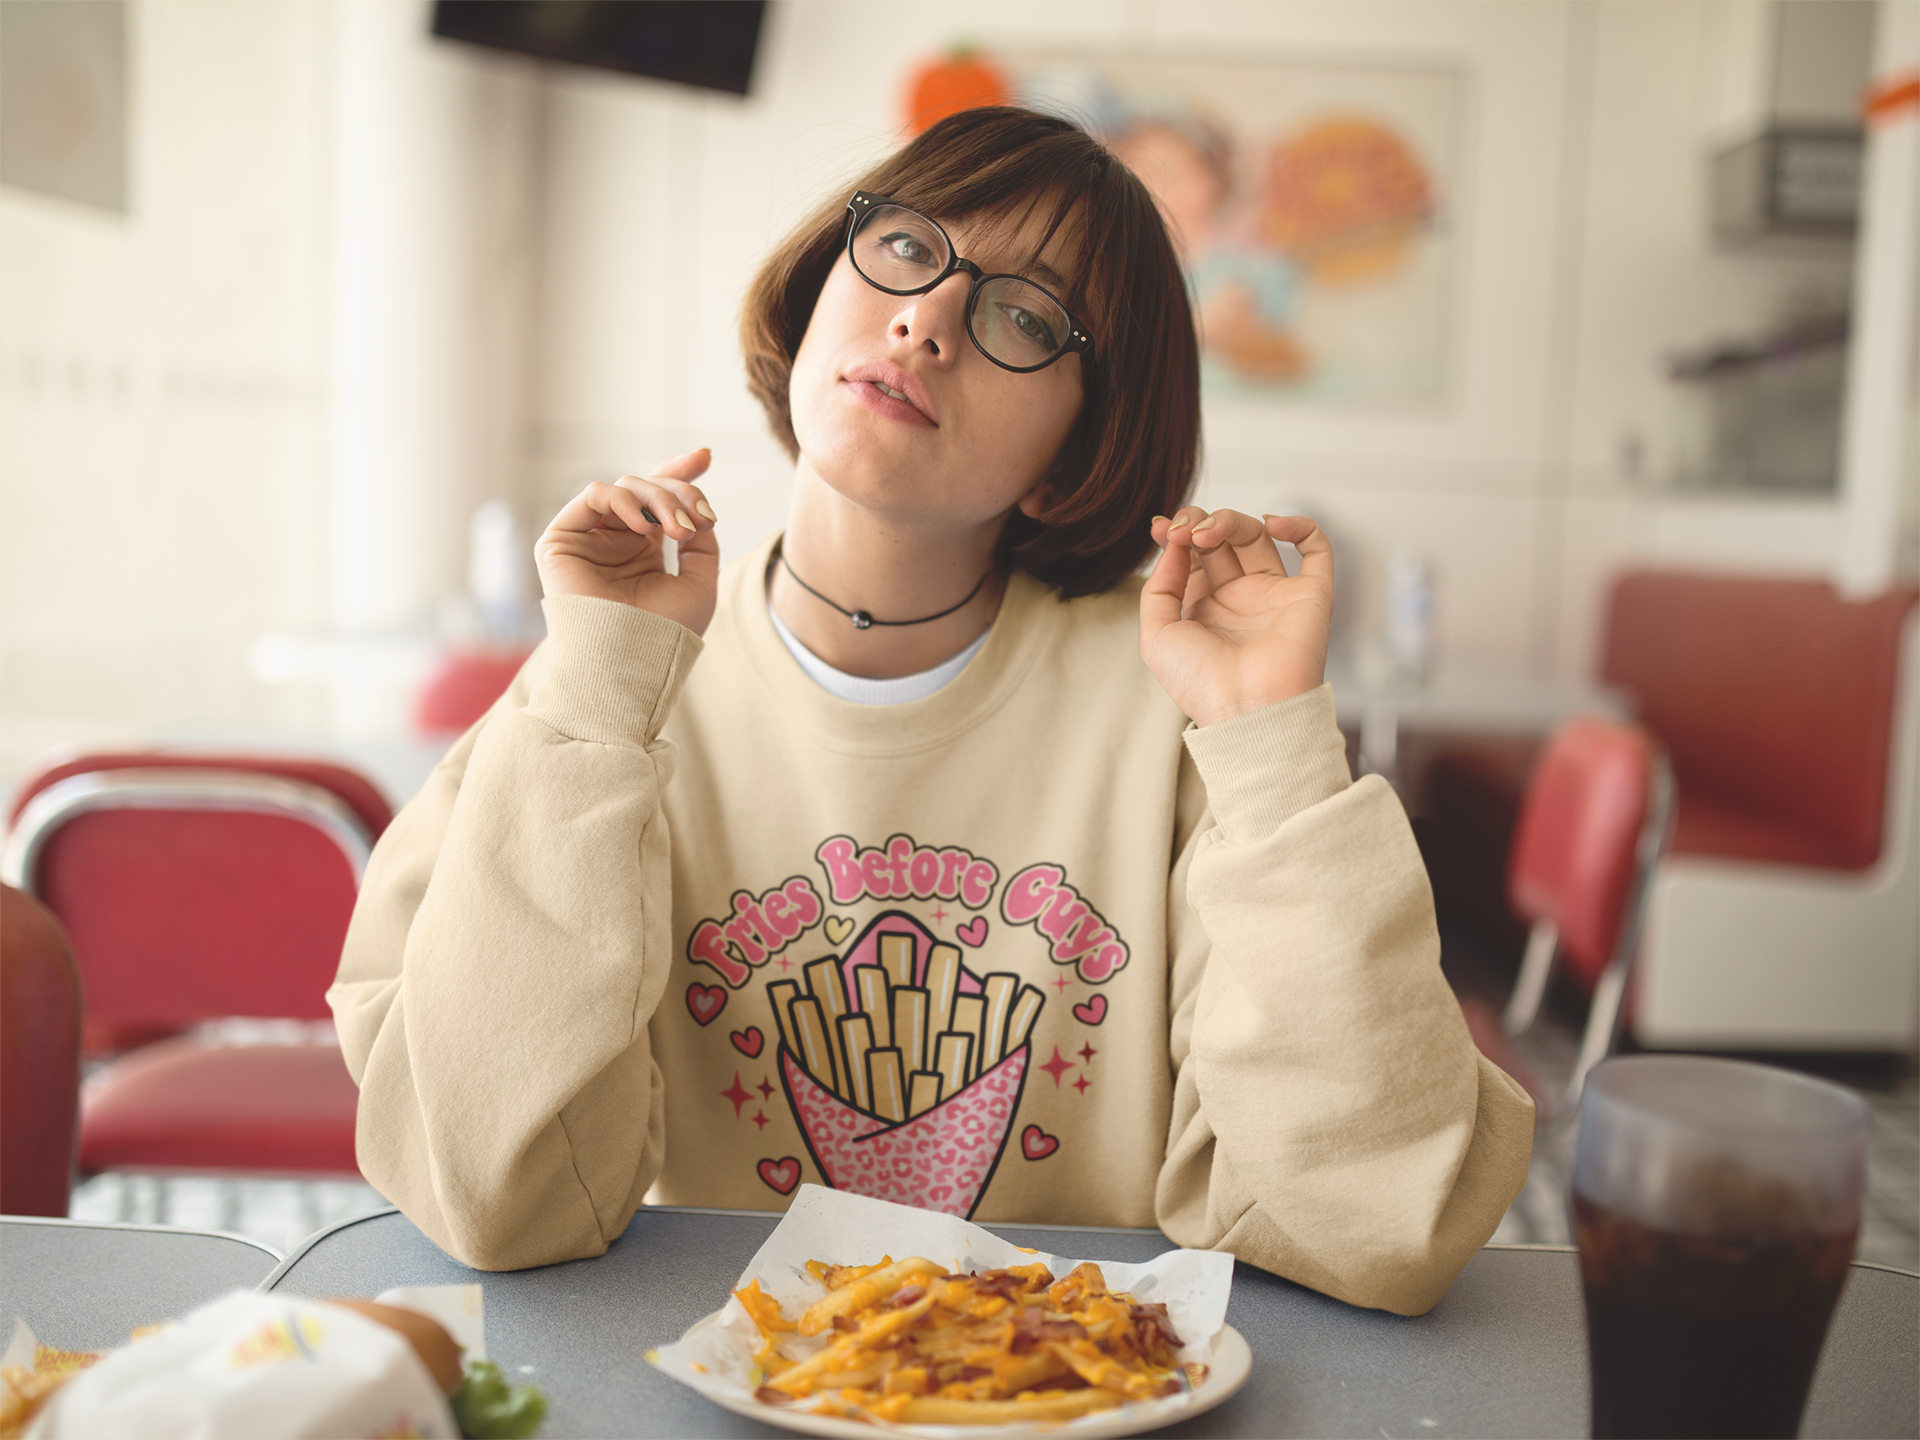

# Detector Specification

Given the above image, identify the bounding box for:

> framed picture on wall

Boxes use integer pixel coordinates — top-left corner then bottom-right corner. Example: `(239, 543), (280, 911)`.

(993, 50), (1464, 407)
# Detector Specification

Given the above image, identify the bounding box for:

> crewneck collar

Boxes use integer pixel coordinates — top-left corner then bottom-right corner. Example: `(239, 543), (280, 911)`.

(767, 598), (990, 705)
(717, 531), (1062, 757)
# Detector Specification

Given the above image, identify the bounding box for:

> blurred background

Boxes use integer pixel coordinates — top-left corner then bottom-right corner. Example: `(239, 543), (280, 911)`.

(1, 0), (1914, 1259)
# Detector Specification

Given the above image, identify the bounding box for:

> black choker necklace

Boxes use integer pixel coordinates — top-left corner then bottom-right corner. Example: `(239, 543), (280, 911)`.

(778, 550), (993, 630)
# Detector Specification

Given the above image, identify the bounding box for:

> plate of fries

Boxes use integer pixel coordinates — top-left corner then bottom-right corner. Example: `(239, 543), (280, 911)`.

(648, 1186), (1247, 1437)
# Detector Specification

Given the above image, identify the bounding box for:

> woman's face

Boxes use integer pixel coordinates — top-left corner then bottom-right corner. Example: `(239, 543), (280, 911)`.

(787, 206), (1086, 532)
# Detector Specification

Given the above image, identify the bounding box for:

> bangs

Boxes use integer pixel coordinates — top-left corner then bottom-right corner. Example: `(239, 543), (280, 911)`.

(874, 141), (1149, 379)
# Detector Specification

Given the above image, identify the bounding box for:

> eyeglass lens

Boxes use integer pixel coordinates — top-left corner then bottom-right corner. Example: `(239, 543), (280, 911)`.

(851, 204), (1074, 371)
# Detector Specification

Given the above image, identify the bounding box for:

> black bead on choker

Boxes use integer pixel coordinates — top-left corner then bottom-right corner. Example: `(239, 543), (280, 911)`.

(778, 550), (993, 630)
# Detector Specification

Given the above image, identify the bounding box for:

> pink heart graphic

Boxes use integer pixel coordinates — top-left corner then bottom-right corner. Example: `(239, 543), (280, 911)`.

(730, 1027), (764, 1058)
(1072, 994), (1108, 1026)
(757, 1156), (801, 1195)
(1021, 1124), (1059, 1161)
(956, 917), (989, 947)
(686, 984), (726, 1026)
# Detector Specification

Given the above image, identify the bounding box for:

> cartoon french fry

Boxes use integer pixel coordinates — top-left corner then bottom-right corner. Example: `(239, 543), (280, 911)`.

(981, 973), (1019, 1069)
(866, 1047), (906, 1121)
(892, 987), (929, 1073)
(854, 965), (892, 1048)
(839, 1013), (875, 1112)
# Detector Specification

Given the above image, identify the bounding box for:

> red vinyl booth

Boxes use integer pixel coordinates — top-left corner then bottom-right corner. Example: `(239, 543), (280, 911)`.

(1602, 574), (1916, 873)
(1, 885), (84, 1215)
(1600, 573), (1920, 1049)
(2, 754), (392, 1178)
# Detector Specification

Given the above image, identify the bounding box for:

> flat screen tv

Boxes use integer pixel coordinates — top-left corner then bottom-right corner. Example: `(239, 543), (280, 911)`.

(431, 1), (767, 96)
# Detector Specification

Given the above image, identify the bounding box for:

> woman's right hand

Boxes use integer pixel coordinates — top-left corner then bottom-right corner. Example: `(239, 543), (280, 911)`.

(534, 449), (721, 636)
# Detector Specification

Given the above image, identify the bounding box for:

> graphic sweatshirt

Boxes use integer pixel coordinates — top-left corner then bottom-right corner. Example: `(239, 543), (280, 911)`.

(329, 532), (1534, 1315)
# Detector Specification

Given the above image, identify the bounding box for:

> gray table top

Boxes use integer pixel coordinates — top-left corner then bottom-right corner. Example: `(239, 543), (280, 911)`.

(0, 1216), (283, 1352)
(259, 1206), (1918, 1440)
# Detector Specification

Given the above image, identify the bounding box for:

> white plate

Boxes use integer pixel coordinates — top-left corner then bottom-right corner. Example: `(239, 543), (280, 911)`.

(688, 1324), (1254, 1440)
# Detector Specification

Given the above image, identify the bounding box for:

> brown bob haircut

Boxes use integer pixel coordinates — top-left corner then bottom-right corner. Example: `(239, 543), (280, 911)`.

(740, 106), (1200, 598)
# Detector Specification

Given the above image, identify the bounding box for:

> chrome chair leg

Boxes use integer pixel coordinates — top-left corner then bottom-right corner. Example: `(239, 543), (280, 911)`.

(1503, 919), (1559, 1038)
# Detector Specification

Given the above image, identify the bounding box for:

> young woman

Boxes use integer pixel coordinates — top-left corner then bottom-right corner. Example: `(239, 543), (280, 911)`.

(331, 108), (1531, 1315)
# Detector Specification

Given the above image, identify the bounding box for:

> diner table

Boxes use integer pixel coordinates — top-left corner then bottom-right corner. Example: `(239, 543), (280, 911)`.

(3, 1205), (1912, 1436)
(250, 1204), (1915, 1440)
(0, 1215), (283, 1351)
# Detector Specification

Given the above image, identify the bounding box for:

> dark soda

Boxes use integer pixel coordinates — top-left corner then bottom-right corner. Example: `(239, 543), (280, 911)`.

(1573, 1191), (1855, 1438)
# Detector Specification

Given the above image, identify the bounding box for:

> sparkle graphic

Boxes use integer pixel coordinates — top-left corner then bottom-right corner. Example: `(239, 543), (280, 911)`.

(720, 1073), (753, 1118)
(776, 956), (793, 972)
(1038, 1046), (1076, 1087)
(750, 1109), (770, 1131)
(1049, 975), (1072, 995)
(1072, 1074), (1092, 1096)
(929, 904), (950, 926)
(1078, 1042), (1098, 1065)
(756, 1076), (776, 1100)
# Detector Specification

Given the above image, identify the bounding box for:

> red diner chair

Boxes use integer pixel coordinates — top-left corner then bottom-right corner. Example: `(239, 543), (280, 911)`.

(415, 646), (536, 737)
(1, 753), (392, 1190)
(1, 885), (84, 1216)
(1455, 718), (1674, 1125)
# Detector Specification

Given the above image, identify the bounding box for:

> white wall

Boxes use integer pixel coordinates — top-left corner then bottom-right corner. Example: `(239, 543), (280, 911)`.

(0, 0), (334, 780)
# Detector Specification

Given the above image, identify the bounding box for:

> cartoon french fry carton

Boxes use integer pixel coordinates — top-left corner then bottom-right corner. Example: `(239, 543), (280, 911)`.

(766, 913), (1044, 1218)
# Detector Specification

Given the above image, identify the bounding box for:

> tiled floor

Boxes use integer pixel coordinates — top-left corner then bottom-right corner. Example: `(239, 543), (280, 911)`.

(1855, 1072), (1920, 1270)
(68, 1174), (388, 1258)
(1480, 975), (1920, 1272)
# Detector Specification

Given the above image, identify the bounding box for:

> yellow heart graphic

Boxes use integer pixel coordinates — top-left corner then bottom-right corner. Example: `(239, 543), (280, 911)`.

(824, 915), (855, 947)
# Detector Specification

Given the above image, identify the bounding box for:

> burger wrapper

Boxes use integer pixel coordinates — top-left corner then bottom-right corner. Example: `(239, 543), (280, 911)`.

(18, 1285), (484, 1439)
(647, 1184), (1235, 1434)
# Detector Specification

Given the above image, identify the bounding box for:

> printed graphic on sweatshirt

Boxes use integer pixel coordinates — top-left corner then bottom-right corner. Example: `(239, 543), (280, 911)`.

(682, 831), (1129, 1218)
(770, 910), (1039, 1218)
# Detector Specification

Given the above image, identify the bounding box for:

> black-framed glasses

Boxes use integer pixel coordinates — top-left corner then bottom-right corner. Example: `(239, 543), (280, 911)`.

(844, 191), (1093, 374)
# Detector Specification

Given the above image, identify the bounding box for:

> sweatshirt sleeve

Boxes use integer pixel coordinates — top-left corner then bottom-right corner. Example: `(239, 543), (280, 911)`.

(1154, 684), (1535, 1316)
(327, 595), (702, 1271)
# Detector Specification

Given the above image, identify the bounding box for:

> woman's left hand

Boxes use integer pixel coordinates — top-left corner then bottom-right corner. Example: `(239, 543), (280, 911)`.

(1140, 508), (1334, 727)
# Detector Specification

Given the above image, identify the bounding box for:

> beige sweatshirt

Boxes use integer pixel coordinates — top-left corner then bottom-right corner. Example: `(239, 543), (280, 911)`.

(330, 532), (1532, 1314)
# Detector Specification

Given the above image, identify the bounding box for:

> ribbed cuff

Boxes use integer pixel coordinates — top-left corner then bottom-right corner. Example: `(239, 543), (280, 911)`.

(528, 595), (703, 747)
(1181, 683), (1351, 840)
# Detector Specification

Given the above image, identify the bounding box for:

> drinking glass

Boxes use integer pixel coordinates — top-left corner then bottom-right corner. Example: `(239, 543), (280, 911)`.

(1571, 1055), (1868, 1439)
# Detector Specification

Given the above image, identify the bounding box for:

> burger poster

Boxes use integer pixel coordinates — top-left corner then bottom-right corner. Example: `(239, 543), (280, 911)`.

(908, 49), (1463, 406)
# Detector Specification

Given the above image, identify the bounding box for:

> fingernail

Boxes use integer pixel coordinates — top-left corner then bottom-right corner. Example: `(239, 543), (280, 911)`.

(674, 508), (694, 531)
(640, 507), (660, 526)
(1152, 515), (1168, 525)
(696, 500), (717, 521)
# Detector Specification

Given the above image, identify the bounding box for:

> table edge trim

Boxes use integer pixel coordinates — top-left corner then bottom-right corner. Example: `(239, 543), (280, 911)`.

(260, 1205), (400, 1289)
(1477, 1241), (1913, 1279)
(1847, 1259), (1920, 1279)
(1, 1213), (285, 1262)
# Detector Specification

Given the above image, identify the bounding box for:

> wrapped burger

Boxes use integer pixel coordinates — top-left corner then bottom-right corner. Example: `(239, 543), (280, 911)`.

(6, 1289), (544, 1439)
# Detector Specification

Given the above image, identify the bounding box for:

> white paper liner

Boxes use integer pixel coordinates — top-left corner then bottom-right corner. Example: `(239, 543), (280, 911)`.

(647, 1186), (1235, 1436)
(13, 1284), (485, 1439)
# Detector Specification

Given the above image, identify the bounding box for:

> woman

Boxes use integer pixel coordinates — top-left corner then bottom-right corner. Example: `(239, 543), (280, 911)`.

(330, 108), (1531, 1315)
